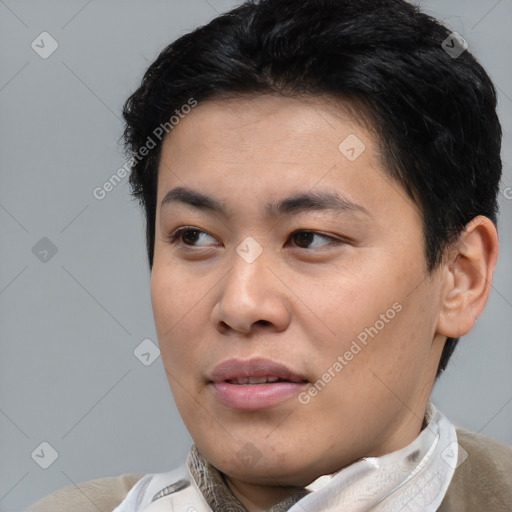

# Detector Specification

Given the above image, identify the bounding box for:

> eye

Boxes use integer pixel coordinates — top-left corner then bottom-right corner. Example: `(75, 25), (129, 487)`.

(289, 230), (338, 249)
(168, 227), (217, 247)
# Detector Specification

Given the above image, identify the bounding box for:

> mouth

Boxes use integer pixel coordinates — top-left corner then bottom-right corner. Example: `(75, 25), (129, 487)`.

(225, 376), (303, 384)
(208, 357), (309, 410)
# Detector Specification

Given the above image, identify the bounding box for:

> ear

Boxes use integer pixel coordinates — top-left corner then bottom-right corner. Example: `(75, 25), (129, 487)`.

(436, 215), (499, 338)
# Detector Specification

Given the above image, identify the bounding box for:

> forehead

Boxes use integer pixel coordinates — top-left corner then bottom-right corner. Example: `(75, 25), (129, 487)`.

(155, 94), (415, 220)
(162, 94), (365, 156)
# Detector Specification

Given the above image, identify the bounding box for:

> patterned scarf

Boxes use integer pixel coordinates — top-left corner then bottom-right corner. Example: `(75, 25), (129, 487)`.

(187, 444), (309, 511)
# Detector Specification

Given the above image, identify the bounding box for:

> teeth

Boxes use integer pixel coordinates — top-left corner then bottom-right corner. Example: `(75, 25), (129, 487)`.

(229, 376), (281, 384)
(248, 376), (269, 384)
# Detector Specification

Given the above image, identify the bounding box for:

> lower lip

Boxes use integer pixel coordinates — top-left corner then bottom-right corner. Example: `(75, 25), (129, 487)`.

(211, 381), (307, 411)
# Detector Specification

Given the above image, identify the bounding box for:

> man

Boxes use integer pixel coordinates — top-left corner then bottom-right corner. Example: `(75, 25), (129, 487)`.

(26, 0), (512, 510)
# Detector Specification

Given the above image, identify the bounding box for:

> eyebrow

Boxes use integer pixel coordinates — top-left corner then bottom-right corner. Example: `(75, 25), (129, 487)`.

(160, 186), (370, 218)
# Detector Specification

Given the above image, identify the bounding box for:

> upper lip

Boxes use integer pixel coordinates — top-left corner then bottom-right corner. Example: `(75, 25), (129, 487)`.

(208, 357), (308, 383)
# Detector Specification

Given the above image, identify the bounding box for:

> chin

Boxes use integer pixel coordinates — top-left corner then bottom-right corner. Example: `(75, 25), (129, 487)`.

(205, 448), (319, 487)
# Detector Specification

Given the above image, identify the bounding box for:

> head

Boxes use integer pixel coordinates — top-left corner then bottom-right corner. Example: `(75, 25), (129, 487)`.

(122, 0), (501, 497)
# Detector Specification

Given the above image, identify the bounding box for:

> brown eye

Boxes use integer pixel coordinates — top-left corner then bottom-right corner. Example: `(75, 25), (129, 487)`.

(168, 227), (217, 247)
(290, 230), (335, 249)
(181, 229), (202, 245)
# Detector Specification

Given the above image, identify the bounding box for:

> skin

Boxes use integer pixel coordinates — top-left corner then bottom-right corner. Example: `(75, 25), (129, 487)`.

(150, 94), (498, 511)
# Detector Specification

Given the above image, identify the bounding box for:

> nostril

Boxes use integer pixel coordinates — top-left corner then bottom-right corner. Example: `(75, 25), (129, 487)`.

(255, 320), (271, 326)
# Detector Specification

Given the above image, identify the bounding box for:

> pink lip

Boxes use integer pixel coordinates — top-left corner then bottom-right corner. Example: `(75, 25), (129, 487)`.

(208, 357), (308, 411)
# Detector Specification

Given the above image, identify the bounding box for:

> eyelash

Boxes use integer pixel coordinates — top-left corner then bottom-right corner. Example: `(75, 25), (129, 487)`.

(166, 226), (342, 250)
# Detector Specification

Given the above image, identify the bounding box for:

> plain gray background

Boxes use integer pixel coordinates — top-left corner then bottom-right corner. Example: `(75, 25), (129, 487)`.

(1, 1), (511, 510)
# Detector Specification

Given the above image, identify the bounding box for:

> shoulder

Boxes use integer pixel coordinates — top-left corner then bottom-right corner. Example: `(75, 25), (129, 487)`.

(25, 473), (145, 512)
(439, 428), (512, 512)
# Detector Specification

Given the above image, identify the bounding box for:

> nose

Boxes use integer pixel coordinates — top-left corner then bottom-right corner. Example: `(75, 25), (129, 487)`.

(211, 250), (291, 336)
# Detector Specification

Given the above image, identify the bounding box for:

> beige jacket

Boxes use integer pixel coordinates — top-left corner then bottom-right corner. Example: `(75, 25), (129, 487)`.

(26, 429), (512, 512)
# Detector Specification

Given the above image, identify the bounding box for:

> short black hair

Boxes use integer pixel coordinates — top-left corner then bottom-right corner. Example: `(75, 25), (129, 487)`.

(122, 0), (502, 377)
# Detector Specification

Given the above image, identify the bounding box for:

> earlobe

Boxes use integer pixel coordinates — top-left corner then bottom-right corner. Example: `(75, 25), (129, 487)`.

(436, 216), (499, 338)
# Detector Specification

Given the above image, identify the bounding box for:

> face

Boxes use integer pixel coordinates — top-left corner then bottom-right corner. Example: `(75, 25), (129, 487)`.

(151, 94), (447, 487)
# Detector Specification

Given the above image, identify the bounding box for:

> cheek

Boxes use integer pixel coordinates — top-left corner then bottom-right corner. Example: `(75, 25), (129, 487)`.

(292, 265), (400, 352)
(150, 264), (201, 367)
(151, 267), (178, 338)
(298, 260), (432, 382)
(151, 260), (206, 330)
